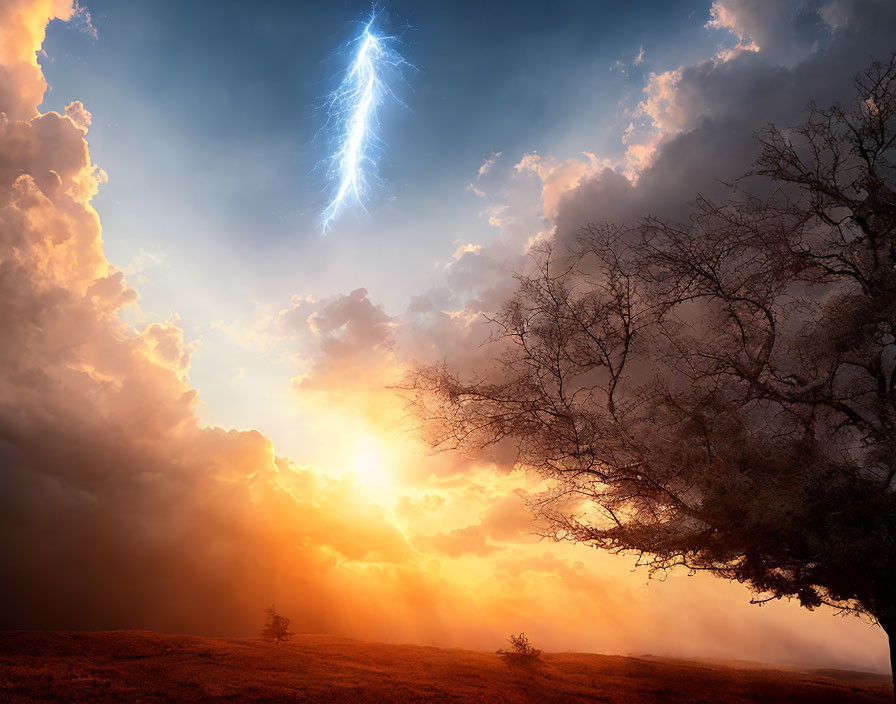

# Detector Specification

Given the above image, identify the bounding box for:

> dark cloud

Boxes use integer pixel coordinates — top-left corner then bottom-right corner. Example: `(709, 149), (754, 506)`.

(555, 0), (896, 240)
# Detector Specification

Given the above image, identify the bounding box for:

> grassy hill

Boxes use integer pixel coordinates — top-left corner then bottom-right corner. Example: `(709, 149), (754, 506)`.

(0, 630), (890, 703)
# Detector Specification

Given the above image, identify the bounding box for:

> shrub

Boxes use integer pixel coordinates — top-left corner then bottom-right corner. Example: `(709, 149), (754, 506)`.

(261, 605), (294, 644)
(497, 632), (542, 669)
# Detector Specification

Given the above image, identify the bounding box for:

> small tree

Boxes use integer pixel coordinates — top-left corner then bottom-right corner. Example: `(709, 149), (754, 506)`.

(497, 632), (542, 669)
(409, 57), (896, 698)
(261, 605), (294, 644)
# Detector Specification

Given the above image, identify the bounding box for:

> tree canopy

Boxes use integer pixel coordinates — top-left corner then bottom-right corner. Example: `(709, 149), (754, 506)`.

(409, 58), (896, 646)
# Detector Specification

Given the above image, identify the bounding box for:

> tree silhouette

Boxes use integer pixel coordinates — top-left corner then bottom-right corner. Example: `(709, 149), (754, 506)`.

(261, 605), (294, 644)
(409, 57), (896, 695)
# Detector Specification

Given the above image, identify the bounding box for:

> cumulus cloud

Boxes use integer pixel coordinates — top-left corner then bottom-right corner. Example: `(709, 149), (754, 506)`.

(298, 287), (395, 392)
(450, 242), (482, 260)
(477, 151), (501, 177)
(514, 151), (612, 220)
(705, 0), (839, 64)
(549, 0), (896, 249)
(0, 0), (73, 121)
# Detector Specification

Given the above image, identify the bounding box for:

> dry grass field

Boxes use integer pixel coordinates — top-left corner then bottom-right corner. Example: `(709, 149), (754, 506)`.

(0, 630), (890, 703)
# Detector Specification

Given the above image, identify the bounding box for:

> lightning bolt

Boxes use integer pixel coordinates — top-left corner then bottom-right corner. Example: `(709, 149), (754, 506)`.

(321, 15), (405, 232)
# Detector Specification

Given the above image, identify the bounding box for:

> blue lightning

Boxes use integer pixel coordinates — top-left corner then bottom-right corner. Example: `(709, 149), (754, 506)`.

(321, 14), (405, 232)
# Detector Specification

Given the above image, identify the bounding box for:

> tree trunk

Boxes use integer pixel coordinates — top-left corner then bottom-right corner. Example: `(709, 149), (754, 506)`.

(880, 617), (896, 704)
(891, 629), (896, 704)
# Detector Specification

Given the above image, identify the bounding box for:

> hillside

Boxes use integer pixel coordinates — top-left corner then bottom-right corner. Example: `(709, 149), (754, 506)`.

(0, 630), (890, 703)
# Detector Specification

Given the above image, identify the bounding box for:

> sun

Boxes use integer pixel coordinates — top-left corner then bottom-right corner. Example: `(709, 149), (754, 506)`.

(345, 432), (397, 503)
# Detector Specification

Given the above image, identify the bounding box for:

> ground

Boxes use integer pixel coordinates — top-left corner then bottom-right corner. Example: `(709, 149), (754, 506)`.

(0, 630), (890, 703)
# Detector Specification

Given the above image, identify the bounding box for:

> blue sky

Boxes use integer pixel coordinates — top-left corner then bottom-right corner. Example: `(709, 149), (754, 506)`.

(39, 1), (722, 298)
(37, 0), (730, 447)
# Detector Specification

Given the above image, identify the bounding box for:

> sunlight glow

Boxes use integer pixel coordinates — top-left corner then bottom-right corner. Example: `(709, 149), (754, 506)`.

(346, 432), (396, 501)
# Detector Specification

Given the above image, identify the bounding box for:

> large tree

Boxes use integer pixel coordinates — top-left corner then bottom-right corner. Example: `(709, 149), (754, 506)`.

(409, 58), (896, 688)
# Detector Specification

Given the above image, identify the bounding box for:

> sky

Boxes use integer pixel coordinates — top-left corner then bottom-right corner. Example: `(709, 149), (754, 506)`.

(2, 0), (895, 672)
(34, 0), (727, 453)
